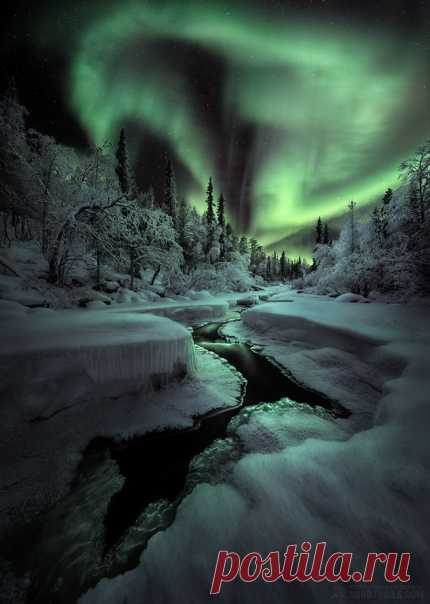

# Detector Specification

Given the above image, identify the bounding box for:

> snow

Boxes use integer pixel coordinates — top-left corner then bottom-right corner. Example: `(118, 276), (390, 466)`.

(236, 294), (260, 307)
(335, 292), (370, 303)
(0, 310), (196, 421)
(0, 274), (47, 307)
(0, 341), (244, 539)
(112, 300), (230, 325)
(80, 290), (430, 604)
(188, 289), (212, 300)
(0, 299), (29, 319)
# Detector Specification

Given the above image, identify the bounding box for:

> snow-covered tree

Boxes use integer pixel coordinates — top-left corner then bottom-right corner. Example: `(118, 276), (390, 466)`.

(205, 177), (215, 258)
(182, 206), (206, 271)
(163, 158), (178, 231)
(177, 196), (188, 250)
(323, 223), (329, 245)
(315, 216), (322, 244)
(239, 235), (248, 255)
(400, 140), (430, 223)
(217, 193), (226, 260)
(280, 250), (287, 279)
(110, 202), (182, 289)
(115, 128), (131, 196)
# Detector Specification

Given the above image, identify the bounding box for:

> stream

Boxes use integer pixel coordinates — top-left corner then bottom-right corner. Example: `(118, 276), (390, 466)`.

(103, 315), (339, 552)
(23, 307), (347, 603)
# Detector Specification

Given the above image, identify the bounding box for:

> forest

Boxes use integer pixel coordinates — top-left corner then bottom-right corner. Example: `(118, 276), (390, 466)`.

(1, 85), (428, 310)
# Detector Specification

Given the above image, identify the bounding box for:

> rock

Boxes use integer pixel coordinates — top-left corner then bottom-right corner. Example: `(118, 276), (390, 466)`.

(86, 300), (108, 309)
(188, 289), (212, 300)
(335, 293), (370, 303)
(99, 280), (120, 293)
(237, 295), (259, 307)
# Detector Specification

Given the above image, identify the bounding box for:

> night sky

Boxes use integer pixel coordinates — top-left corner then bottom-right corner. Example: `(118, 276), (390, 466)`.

(1, 0), (429, 248)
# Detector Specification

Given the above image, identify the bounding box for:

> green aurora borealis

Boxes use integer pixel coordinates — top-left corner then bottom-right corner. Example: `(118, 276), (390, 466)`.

(34, 0), (430, 247)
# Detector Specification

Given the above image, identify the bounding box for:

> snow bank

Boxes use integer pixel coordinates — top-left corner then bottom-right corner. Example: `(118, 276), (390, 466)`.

(0, 274), (47, 307)
(224, 296), (416, 423)
(0, 299), (28, 319)
(335, 292), (370, 303)
(111, 300), (229, 325)
(0, 309), (195, 419)
(188, 289), (212, 300)
(236, 294), (259, 307)
(80, 293), (430, 604)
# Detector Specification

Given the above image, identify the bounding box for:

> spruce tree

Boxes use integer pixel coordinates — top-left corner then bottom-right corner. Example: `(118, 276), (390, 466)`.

(217, 194), (226, 260)
(400, 141), (430, 223)
(408, 185), (420, 223)
(225, 223), (233, 241)
(382, 188), (393, 206)
(164, 158), (178, 230)
(250, 238), (258, 275)
(177, 197), (188, 249)
(280, 250), (286, 279)
(239, 235), (249, 255)
(147, 186), (155, 209)
(272, 250), (278, 277)
(115, 128), (130, 196)
(205, 177), (216, 257)
(372, 207), (382, 244)
(225, 223), (239, 259)
(380, 188), (392, 240)
(348, 201), (357, 253)
(206, 177), (215, 225)
(266, 256), (272, 280)
(217, 193), (225, 228)
(315, 216), (323, 244)
(323, 223), (329, 244)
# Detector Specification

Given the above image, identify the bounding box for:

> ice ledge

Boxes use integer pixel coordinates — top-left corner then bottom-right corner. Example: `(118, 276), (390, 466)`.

(0, 310), (196, 416)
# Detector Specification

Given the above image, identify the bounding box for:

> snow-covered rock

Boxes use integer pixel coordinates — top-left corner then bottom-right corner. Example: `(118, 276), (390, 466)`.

(144, 291), (161, 302)
(188, 289), (212, 300)
(335, 292), (370, 303)
(98, 280), (120, 293)
(237, 294), (259, 307)
(115, 288), (144, 304)
(85, 300), (108, 309)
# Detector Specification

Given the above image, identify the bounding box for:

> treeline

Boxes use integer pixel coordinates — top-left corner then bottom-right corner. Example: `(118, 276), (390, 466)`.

(305, 140), (430, 298)
(0, 88), (301, 293)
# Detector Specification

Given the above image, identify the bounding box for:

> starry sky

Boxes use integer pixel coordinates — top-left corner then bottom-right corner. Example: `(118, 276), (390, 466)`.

(1, 0), (429, 249)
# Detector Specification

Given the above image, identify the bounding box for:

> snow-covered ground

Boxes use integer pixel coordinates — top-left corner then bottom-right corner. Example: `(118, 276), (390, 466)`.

(223, 291), (421, 428)
(0, 241), (283, 311)
(80, 290), (430, 604)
